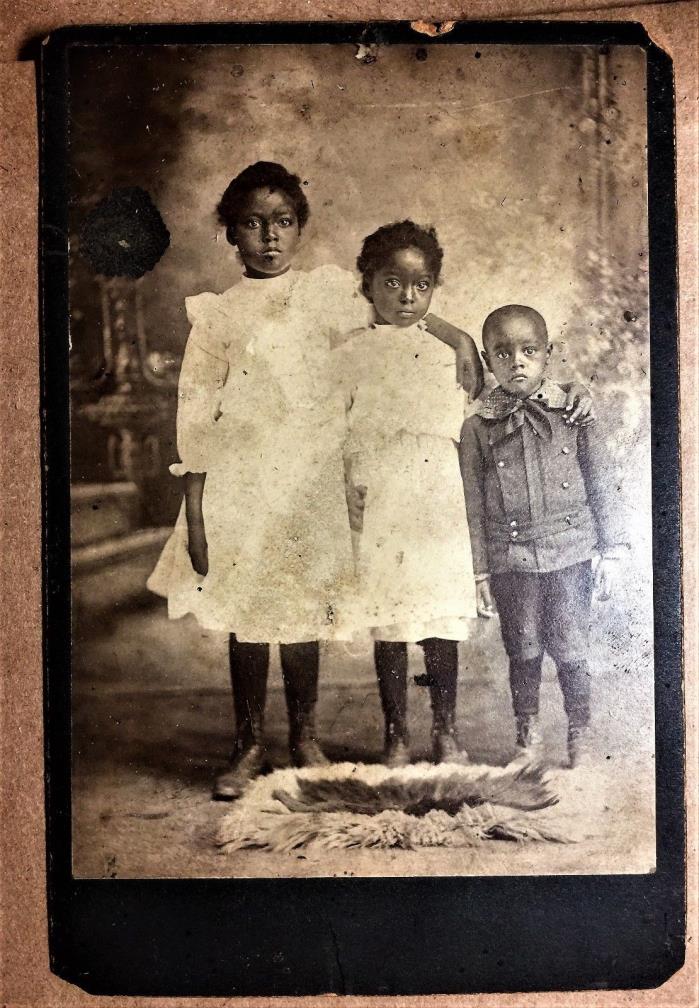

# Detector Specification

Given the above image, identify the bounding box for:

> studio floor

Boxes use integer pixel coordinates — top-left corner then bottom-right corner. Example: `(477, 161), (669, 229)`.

(72, 592), (656, 879)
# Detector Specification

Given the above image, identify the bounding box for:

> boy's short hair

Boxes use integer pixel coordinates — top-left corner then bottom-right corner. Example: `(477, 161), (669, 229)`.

(356, 220), (444, 295)
(217, 162), (310, 242)
(482, 304), (549, 349)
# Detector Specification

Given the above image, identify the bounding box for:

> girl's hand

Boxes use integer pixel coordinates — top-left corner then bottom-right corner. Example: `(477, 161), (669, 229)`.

(187, 519), (209, 576)
(347, 484), (367, 533)
(476, 578), (496, 618)
(594, 556), (618, 601)
(456, 340), (485, 401)
(424, 315), (484, 399)
(564, 384), (595, 426)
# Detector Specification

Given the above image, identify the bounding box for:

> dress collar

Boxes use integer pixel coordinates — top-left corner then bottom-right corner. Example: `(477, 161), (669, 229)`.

(368, 318), (427, 334)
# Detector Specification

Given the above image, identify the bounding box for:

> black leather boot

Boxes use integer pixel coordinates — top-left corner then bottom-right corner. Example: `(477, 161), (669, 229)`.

(513, 713), (544, 764)
(422, 638), (469, 765)
(375, 641), (411, 767)
(212, 637), (269, 801)
(281, 641), (329, 768)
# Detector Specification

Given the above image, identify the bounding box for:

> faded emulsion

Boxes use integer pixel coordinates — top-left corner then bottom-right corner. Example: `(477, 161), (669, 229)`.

(39, 20), (683, 999)
(78, 186), (170, 279)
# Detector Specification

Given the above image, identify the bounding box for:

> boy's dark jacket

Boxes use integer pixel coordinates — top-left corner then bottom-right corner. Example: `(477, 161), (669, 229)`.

(459, 378), (626, 577)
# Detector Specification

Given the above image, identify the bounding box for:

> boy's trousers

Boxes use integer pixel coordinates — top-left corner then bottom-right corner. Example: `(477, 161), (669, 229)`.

(490, 560), (593, 727)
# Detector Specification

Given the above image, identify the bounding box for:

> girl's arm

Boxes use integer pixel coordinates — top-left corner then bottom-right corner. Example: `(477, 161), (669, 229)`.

(424, 314), (484, 400)
(184, 472), (208, 576)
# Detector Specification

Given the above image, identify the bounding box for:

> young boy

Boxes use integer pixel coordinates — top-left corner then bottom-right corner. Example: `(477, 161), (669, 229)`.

(459, 305), (626, 767)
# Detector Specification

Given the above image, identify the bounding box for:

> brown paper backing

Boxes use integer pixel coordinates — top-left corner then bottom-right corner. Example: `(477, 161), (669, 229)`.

(0, 1), (696, 1004)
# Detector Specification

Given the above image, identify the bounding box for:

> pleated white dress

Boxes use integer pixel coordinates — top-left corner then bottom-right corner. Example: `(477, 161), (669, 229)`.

(148, 265), (368, 643)
(338, 322), (477, 642)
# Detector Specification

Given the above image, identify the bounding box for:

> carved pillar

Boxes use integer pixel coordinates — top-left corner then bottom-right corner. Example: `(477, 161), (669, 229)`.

(80, 276), (178, 525)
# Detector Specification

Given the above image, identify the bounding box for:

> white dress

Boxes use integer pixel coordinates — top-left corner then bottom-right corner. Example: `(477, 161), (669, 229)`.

(339, 322), (477, 642)
(148, 265), (369, 643)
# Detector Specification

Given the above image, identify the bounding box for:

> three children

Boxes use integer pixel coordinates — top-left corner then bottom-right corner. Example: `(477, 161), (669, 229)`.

(151, 161), (615, 796)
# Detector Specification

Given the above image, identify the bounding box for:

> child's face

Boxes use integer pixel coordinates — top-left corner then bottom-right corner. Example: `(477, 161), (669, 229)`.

(368, 247), (435, 328)
(233, 187), (301, 277)
(482, 314), (551, 399)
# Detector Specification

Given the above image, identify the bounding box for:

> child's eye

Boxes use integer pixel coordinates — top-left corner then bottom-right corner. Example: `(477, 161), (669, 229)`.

(244, 218), (260, 229)
(416, 280), (431, 291)
(524, 347), (537, 356)
(385, 278), (400, 289)
(496, 351), (509, 360)
(278, 217), (294, 228)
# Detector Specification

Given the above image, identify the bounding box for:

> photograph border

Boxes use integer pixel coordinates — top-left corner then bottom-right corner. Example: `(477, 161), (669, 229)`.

(39, 19), (684, 996)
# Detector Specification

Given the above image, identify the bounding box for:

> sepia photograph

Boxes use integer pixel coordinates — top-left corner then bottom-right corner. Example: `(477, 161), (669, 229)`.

(64, 35), (656, 880)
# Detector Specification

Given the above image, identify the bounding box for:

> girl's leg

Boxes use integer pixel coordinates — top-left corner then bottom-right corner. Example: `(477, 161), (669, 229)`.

(212, 635), (270, 801)
(421, 637), (468, 764)
(374, 641), (410, 767)
(280, 640), (329, 768)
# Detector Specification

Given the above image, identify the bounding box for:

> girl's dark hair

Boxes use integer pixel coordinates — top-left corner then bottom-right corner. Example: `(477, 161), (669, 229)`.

(217, 162), (310, 244)
(356, 219), (444, 295)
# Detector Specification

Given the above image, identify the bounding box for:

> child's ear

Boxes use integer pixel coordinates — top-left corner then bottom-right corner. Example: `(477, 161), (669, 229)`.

(225, 225), (238, 247)
(546, 343), (553, 361)
(361, 277), (373, 302)
(481, 349), (493, 374)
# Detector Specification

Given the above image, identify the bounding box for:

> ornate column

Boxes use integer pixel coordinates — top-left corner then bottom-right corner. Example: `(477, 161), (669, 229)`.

(80, 276), (179, 526)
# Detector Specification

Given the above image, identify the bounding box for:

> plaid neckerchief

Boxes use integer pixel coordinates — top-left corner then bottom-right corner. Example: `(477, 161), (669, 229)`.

(473, 378), (569, 442)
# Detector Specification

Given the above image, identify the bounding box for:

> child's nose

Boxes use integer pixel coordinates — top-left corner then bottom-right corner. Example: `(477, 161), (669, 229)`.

(401, 287), (415, 304)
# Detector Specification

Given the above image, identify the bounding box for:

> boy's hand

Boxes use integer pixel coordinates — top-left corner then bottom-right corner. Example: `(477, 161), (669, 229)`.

(347, 484), (367, 533)
(594, 556), (618, 601)
(476, 578), (496, 618)
(564, 384), (595, 426)
(187, 519), (209, 576)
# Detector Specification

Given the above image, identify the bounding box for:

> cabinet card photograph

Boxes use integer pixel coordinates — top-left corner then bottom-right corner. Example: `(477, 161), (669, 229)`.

(60, 33), (658, 881)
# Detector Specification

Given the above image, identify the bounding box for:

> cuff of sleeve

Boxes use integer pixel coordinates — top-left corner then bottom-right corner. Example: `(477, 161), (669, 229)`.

(600, 544), (629, 560)
(169, 462), (206, 477)
(474, 572), (490, 583)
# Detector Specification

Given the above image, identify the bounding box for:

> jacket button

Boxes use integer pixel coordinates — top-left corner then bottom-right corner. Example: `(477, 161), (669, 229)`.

(510, 530), (519, 539)
(497, 460), (505, 468)
(562, 446), (570, 454)
(565, 515), (572, 524)
(562, 481), (570, 489)
(510, 520), (518, 527)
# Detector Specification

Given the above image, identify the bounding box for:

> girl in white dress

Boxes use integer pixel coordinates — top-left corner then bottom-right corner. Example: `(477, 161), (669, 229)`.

(148, 166), (475, 799)
(339, 221), (483, 768)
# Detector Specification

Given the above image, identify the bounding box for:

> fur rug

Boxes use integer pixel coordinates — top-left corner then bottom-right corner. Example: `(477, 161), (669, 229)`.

(216, 761), (571, 853)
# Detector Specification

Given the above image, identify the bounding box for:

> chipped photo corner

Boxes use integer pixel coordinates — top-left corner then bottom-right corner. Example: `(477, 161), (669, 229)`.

(47, 25), (672, 887)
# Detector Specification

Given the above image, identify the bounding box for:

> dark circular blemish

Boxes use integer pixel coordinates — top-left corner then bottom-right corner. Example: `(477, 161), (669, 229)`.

(415, 47), (428, 61)
(230, 64), (244, 77)
(79, 186), (170, 279)
(474, 50), (482, 59)
(623, 310), (637, 323)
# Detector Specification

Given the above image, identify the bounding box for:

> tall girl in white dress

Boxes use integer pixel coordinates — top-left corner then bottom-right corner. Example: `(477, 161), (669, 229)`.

(339, 221), (483, 768)
(148, 166), (475, 799)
